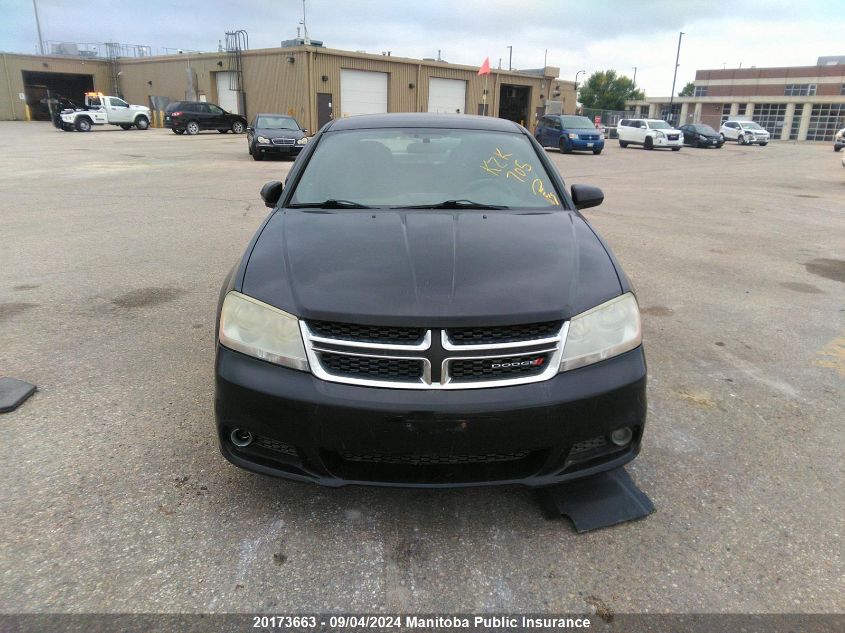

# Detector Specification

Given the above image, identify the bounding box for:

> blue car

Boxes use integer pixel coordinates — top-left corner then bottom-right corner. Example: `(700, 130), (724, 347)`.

(535, 115), (605, 155)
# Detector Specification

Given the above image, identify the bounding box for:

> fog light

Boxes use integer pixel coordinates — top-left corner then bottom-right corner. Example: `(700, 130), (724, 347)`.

(230, 428), (254, 448)
(610, 427), (633, 446)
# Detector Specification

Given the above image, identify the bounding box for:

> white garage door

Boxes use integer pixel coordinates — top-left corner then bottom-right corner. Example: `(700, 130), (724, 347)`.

(215, 72), (240, 114)
(340, 69), (388, 117)
(427, 78), (466, 114)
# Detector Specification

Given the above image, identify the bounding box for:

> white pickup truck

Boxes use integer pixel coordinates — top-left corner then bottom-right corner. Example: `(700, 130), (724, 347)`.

(59, 92), (151, 132)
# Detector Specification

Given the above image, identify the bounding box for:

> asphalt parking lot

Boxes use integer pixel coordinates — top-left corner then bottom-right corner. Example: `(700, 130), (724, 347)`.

(1, 122), (843, 614)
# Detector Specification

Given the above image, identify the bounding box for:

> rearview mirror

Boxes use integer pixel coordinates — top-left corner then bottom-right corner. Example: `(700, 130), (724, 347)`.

(260, 181), (284, 208)
(570, 184), (604, 211)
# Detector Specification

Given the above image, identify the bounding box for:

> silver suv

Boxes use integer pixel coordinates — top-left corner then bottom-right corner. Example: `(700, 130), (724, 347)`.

(720, 120), (770, 146)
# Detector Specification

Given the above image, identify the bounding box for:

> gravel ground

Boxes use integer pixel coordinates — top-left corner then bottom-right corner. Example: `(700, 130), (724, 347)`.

(0, 122), (843, 614)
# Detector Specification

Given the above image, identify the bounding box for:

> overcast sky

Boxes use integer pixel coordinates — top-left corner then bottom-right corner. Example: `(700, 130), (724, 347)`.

(2, 0), (843, 96)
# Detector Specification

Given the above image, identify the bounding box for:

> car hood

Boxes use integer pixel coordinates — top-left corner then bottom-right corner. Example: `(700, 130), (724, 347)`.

(241, 209), (622, 326)
(742, 128), (769, 135)
(254, 127), (305, 139)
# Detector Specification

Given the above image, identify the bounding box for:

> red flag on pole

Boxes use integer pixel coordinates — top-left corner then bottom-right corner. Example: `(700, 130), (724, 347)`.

(478, 57), (491, 76)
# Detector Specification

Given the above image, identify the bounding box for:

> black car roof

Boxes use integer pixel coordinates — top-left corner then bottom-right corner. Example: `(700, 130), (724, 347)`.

(254, 113), (296, 119)
(327, 113), (523, 133)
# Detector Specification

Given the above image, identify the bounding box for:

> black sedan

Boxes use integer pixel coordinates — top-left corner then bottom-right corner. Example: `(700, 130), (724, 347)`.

(216, 113), (646, 488)
(680, 123), (724, 148)
(247, 114), (309, 161)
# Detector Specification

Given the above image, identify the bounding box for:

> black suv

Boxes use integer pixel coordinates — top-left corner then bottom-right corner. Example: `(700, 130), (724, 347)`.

(165, 101), (247, 135)
(215, 113), (646, 488)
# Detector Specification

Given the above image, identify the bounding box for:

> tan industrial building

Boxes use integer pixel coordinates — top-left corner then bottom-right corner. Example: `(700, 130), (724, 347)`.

(0, 46), (574, 132)
(626, 58), (845, 141)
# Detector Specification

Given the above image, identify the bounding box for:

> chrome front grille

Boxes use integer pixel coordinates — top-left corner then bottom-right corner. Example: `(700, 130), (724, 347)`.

(301, 320), (567, 390)
(271, 137), (296, 145)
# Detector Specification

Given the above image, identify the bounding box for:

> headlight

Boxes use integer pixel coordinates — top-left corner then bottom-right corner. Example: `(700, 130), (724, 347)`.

(297, 137), (309, 145)
(568, 133), (578, 139)
(655, 131), (665, 138)
(256, 136), (269, 144)
(219, 292), (308, 371)
(559, 293), (642, 372)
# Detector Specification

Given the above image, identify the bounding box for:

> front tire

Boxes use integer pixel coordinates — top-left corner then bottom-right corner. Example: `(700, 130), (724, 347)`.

(737, 134), (746, 145)
(75, 117), (91, 132)
(120, 124), (132, 130)
(135, 116), (149, 130)
(252, 150), (263, 161)
(671, 146), (681, 151)
(720, 133), (725, 142)
(644, 136), (654, 150)
(760, 142), (768, 146)
(231, 121), (245, 134)
(619, 140), (628, 148)
(172, 128), (185, 135)
(185, 121), (200, 135)
(592, 148), (602, 155)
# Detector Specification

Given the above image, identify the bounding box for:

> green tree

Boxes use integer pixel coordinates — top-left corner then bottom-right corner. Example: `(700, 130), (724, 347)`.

(577, 70), (644, 110)
(678, 81), (695, 97)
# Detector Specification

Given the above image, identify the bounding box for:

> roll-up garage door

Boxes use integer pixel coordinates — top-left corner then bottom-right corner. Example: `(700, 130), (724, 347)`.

(427, 78), (467, 114)
(340, 69), (388, 117)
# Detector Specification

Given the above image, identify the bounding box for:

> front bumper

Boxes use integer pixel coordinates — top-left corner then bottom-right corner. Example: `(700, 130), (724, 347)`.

(253, 142), (304, 156)
(653, 136), (683, 147)
(215, 344), (647, 488)
(570, 138), (605, 151)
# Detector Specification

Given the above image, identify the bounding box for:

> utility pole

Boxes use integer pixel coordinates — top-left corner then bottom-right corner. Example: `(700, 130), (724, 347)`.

(632, 66), (637, 89)
(507, 46), (512, 71)
(32, 0), (44, 55)
(668, 31), (684, 124)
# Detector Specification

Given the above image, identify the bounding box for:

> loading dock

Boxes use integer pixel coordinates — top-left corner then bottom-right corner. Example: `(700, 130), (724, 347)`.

(498, 83), (531, 127)
(21, 70), (93, 120)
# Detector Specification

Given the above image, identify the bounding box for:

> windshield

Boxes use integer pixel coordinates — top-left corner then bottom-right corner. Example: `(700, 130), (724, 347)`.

(648, 121), (672, 129)
(694, 125), (717, 134)
(741, 122), (763, 130)
(289, 128), (562, 209)
(560, 116), (595, 129)
(256, 116), (300, 130)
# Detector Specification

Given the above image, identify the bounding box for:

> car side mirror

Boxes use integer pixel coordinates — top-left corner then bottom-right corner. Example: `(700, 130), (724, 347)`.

(570, 184), (604, 211)
(246, 126), (253, 132)
(302, 129), (309, 135)
(260, 181), (284, 208)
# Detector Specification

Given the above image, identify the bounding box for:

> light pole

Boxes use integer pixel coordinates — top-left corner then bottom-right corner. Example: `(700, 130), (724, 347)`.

(574, 70), (585, 114)
(632, 66), (637, 89)
(668, 31), (684, 124)
(32, 0), (45, 55)
(507, 46), (513, 71)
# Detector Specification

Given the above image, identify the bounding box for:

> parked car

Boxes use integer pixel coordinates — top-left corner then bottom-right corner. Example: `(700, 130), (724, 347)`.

(834, 127), (845, 152)
(165, 101), (247, 135)
(679, 123), (724, 148)
(247, 113), (309, 161)
(535, 115), (605, 154)
(617, 118), (683, 150)
(215, 113), (646, 488)
(720, 120), (770, 145)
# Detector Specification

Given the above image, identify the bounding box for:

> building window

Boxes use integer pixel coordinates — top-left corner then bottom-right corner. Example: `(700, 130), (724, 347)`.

(806, 104), (845, 141)
(737, 103), (747, 115)
(840, 84), (845, 95)
(721, 104), (732, 125)
(660, 103), (681, 126)
(784, 84), (817, 96)
(693, 85), (708, 97)
(754, 104), (787, 137)
(789, 105), (803, 140)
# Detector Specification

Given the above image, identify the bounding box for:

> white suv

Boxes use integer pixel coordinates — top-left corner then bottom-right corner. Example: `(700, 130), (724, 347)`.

(617, 119), (683, 150)
(720, 120), (770, 146)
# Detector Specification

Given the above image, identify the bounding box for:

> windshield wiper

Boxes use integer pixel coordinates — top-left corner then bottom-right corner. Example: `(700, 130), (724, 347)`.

(392, 199), (509, 210)
(288, 199), (372, 209)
